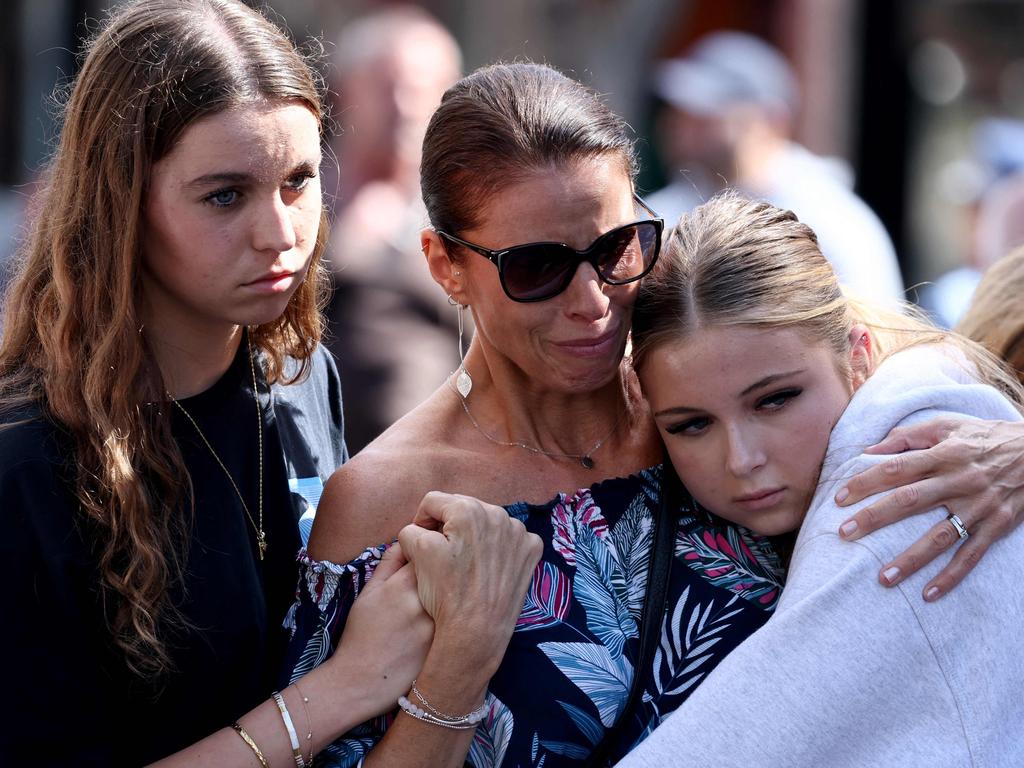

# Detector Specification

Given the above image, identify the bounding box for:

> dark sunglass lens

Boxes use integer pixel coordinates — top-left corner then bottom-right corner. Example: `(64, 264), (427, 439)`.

(596, 223), (657, 283)
(502, 245), (576, 300)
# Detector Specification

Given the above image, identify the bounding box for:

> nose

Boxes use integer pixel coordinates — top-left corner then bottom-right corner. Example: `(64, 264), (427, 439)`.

(252, 192), (297, 254)
(561, 261), (611, 322)
(724, 424), (767, 477)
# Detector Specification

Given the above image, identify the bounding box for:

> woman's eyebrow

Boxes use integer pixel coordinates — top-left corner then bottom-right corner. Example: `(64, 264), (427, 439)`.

(185, 171), (251, 188)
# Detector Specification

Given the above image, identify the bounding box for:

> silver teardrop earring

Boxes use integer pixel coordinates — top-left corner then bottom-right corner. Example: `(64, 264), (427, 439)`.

(454, 300), (473, 398)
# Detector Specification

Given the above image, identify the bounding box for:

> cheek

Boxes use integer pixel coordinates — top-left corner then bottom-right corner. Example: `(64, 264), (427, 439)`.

(294, 186), (323, 249)
(787, 406), (840, 481)
(663, 436), (720, 499)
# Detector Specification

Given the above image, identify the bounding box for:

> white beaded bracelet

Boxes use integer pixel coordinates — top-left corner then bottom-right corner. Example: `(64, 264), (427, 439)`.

(272, 690), (306, 768)
(397, 689), (489, 730)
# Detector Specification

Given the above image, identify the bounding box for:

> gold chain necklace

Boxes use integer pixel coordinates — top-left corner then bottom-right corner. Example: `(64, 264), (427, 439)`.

(170, 336), (266, 560)
(447, 376), (626, 470)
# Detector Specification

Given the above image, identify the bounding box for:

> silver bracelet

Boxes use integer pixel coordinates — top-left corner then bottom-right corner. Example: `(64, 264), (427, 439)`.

(272, 690), (306, 768)
(397, 685), (489, 731)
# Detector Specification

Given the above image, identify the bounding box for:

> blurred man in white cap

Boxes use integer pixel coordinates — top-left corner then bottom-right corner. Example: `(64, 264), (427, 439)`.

(650, 30), (905, 305)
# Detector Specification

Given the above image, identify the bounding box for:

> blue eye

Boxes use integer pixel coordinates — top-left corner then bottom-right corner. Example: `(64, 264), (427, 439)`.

(285, 171), (316, 193)
(205, 188), (239, 208)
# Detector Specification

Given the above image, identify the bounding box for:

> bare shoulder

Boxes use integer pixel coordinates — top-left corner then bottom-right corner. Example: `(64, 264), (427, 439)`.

(308, 401), (466, 563)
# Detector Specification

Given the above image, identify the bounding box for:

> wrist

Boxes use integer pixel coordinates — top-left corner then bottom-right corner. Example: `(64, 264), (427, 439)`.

(410, 639), (493, 713)
(315, 647), (396, 726)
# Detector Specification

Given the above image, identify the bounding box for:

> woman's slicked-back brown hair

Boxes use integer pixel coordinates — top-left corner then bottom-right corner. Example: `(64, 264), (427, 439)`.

(420, 61), (638, 236)
(0, 0), (328, 677)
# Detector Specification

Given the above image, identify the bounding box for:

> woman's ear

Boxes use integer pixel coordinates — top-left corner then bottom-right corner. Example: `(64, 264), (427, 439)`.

(422, 229), (467, 305)
(847, 323), (874, 391)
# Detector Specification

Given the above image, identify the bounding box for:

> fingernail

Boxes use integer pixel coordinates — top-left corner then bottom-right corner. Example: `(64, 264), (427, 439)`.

(924, 586), (941, 602)
(839, 519), (859, 538)
(835, 487), (849, 504)
(882, 566), (901, 585)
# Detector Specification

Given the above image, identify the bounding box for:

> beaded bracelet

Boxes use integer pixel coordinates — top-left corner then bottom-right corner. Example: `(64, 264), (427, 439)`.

(272, 690), (305, 768)
(397, 681), (489, 730)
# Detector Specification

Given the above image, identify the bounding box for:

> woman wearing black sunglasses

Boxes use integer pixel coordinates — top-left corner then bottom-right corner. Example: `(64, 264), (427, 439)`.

(287, 62), (1024, 767)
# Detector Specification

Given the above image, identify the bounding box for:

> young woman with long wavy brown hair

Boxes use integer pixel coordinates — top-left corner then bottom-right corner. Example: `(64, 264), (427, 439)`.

(0, 2), (544, 765)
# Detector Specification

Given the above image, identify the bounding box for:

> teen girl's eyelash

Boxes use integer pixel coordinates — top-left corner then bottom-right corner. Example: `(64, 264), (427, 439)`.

(756, 387), (803, 410)
(664, 415), (710, 436)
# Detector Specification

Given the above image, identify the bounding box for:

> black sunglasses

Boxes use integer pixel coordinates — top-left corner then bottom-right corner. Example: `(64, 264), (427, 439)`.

(437, 195), (664, 303)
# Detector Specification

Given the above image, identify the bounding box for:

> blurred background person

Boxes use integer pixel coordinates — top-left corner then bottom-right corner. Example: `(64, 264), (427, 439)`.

(648, 30), (905, 306)
(6, 0), (1024, 430)
(957, 244), (1024, 385)
(919, 119), (1024, 328)
(317, 6), (463, 454)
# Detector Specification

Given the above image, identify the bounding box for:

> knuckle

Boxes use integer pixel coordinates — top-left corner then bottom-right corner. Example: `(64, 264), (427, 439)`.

(993, 506), (1015, 534)
(884, 454), (906, 476)
(961, 545), (984, 570)
(902, 551), (922, 574)
(930, 526), (955, 550)
(894, 484), (920, 508)
(857, 506), (879, 531)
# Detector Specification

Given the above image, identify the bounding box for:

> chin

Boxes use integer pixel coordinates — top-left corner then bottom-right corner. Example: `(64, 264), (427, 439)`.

(562, 359), (625, 393)
(242, 295), (301, 327)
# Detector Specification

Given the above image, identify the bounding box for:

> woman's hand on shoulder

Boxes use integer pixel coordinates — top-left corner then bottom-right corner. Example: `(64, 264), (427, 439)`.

(833, 416), (1024, 600)
(398, 491), (543, 677)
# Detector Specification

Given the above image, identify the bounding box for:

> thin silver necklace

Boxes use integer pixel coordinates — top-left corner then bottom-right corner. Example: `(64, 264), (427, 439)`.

(169, 336), (266, 559)
(447, 376), (627, 470)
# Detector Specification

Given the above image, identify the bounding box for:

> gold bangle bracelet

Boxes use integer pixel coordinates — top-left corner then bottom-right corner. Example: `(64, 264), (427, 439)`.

(231, 722), (269, 768)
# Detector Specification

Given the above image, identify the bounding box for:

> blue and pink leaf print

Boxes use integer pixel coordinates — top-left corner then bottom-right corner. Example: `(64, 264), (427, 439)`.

(468, 694), (514, 767)
(608, 496), (653, 617)
(675, 524), (784, 608)
(539, 641), (633, 727)
(551, 490), (609, 567)
(517, 562), (572, 632)
(573, 525), (637, 659)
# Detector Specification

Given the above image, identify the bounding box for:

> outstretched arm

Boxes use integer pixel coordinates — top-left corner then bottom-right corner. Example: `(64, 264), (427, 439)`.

(834, 417), (1024, 600)
(151, 543), (433, 767)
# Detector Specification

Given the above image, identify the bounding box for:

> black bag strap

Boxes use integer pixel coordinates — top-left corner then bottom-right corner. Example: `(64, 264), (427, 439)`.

(586, 460), (680, 766)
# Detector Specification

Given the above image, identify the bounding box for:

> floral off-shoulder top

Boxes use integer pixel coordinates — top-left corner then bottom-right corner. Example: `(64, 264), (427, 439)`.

(281, 466), (785, 767)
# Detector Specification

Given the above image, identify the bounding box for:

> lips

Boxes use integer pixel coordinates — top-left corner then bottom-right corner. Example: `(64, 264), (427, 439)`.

(243, 269), (301, 294)
(246, 270), (296, 286)
(732, 488), (786, 511)
(552, 327), (621, 357)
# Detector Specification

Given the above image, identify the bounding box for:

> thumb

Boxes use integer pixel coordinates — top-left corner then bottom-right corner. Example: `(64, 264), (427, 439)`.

(411, 490), (461, 531)
(371, 541), (408, 582)
(397, 523), (438, 564)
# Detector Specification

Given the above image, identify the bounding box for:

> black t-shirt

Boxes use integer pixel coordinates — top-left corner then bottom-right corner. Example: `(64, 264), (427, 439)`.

(1, 344), (346, 766)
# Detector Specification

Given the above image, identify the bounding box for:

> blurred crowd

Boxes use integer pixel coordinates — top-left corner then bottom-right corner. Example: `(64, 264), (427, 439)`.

(2, 1), (1023, 453)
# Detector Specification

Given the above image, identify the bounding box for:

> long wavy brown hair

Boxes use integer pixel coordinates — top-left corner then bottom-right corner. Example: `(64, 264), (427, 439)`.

(0, 0), (329, 677)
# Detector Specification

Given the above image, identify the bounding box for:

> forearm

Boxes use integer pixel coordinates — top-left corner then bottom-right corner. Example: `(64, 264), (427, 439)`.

(150, 647), (397, 767)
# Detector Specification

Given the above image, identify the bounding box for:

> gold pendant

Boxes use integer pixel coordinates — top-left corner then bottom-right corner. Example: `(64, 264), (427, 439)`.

(258, 532), (267, 560)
